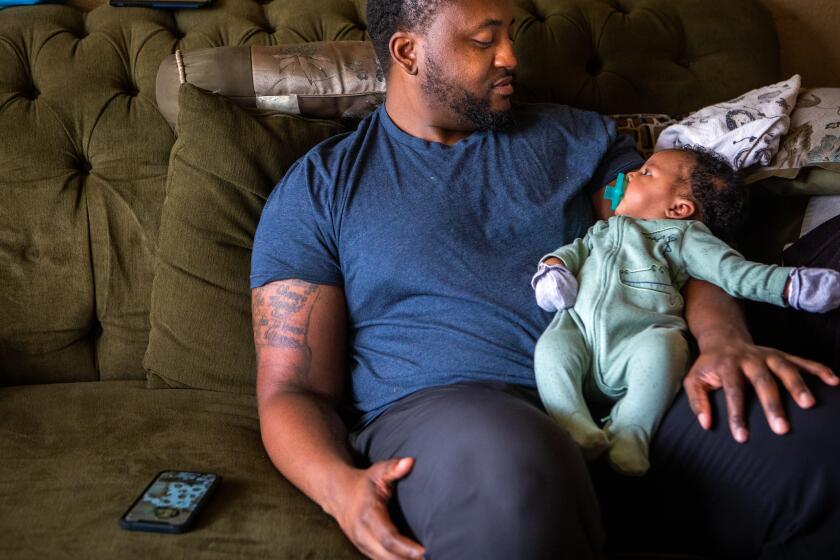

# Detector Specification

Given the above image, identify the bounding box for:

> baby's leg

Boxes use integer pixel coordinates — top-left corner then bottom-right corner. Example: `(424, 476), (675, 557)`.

(605, 327), (689, 475)
(534, 312), (609, 460)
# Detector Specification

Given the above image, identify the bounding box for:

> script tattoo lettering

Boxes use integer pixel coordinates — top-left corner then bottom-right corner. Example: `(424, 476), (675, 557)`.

(252, 280), (320, 381)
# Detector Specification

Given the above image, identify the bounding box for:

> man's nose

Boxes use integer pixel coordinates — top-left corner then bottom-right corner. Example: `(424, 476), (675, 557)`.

(496, 36), (517, 71)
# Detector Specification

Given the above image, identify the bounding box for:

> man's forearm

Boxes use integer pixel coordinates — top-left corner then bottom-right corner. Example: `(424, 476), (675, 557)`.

(259, 390), (356, 518)
(684, 278), (752, 350)
(252, 281), (354, 517)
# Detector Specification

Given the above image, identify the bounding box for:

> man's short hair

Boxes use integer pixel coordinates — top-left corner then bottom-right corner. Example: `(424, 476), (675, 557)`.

(681, 146), (748, 244)
(366, 0), (451, 76)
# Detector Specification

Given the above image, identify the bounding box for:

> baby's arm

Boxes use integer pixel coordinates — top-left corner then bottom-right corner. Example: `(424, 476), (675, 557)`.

(531, 235), (592, 312)
(542, 236), (591, 275)
(681, 222), (840, 312)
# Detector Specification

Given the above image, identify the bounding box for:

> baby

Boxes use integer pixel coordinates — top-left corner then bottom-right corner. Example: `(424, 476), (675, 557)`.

(532, 147), (840, 475)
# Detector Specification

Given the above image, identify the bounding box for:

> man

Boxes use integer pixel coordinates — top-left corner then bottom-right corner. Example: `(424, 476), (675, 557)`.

(250, 0), (840, 558)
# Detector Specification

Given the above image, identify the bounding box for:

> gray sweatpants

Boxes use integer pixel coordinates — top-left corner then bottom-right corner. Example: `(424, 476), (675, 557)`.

(348, 381), (605, 560)
(349, 377), (840, 560)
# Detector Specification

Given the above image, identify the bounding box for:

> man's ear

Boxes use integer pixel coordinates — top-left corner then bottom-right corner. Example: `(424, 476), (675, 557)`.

(667, 197), (697, 219)
(389, 31), (419, 76)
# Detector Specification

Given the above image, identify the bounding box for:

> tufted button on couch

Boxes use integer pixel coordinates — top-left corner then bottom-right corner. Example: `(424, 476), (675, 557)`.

(1, 0), (781, 558)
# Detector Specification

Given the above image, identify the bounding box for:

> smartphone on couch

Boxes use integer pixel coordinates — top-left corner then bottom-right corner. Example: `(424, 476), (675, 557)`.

(119, 470), (221, 533)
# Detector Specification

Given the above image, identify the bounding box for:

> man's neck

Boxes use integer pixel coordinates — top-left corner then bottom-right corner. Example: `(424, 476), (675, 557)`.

(384, 96), (475, 146)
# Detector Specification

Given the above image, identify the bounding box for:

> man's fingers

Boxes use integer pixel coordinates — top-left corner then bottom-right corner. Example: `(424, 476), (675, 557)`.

(368, 512), (426, 559)
(683, 374), (713, 430)
(721, 373), (748, 443)
(780, 351), (839, 386)
(766, 354), (815, 409)
(352, 500), (425, 560)
(356, 458), (425, 559)
(380, 457), (414, 484)
(743, 361), (788, 435)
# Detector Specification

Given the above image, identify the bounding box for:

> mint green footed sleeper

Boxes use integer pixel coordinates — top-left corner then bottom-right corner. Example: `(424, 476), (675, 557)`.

(534, 215), (792, 475)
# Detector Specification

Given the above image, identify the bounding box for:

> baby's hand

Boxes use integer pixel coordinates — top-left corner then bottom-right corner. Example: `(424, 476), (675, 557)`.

(786, 267), (840, 313)
(531, 261), (579, 312)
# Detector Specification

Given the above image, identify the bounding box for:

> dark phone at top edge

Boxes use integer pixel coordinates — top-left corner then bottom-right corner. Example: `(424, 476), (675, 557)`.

(109, 0), (213, 9)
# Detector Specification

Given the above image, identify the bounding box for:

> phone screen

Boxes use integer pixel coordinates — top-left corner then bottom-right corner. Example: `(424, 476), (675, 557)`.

(122, 471), (218, 528)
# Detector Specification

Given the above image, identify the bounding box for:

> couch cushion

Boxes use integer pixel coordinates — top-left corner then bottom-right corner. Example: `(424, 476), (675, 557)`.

(0, 381), (361, 558)
(143, 83), (345, 393)
(0, 4), (176, 384)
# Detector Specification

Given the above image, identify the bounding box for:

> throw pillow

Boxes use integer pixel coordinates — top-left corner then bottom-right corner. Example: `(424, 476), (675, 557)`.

(143, 83), (345, 393)
(156, 42), (385, 128)
(749, 88), (840, 181)
(655, 75), (801, 171)
(610, 113), (681, 158)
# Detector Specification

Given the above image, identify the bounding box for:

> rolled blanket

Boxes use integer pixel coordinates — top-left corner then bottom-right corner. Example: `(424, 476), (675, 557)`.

(656, 75), (801, 170)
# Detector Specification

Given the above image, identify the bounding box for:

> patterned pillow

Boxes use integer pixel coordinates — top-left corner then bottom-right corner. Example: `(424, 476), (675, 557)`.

(610, 113), (681, 159)
(749, 88), (840, 181)
(156, 42), (386, 127)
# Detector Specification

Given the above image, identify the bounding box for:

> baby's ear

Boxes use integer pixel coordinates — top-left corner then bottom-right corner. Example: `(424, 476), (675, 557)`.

(667, 197), (697, 219)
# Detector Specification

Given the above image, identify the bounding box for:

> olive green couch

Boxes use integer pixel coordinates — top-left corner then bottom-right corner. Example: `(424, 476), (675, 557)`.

(0, 0), (787, 557)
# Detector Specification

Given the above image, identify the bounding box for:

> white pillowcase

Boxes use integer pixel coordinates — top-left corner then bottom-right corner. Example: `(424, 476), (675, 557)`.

(655, 75), (801, 170)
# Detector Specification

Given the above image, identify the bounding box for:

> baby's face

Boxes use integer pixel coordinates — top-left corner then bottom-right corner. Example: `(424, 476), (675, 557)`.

(614, 150), (696, 220)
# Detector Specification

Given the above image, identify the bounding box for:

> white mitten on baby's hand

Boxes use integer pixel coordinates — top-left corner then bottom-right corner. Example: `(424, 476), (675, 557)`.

(787, 267), (840, 313)
(531, 261), (579, 312)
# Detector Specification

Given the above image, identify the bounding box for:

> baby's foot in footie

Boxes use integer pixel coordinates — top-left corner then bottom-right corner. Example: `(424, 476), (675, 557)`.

(564, 413), (609, 461)
(607, 426), (650, 476)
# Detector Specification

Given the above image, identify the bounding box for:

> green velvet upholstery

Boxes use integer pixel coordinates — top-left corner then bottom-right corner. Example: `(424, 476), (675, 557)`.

(0, 381), (361, 559)
(0, 0), (778, 384)
(0, 0), (789, 557)
(144, 84), (344, 393)
(0, 0), (780, 385)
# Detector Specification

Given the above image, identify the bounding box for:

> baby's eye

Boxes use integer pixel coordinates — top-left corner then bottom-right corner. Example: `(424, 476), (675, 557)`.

(641, 168), (651, 175)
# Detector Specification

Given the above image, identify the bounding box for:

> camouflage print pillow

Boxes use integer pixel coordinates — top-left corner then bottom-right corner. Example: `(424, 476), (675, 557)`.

(610, 113), (681, 159)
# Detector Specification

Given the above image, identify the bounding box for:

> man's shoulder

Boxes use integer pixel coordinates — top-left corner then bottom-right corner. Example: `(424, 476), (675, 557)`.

(512, 102), (607, 126)
(297, 109), (382, 174)
(509, 102), (613, 142)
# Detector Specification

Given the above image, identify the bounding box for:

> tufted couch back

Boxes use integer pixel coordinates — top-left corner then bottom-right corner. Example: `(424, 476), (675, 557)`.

(0, 0), (780, 386)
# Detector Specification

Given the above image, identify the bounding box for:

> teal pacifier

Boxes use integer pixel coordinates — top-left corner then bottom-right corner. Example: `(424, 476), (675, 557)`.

(603, 172), (627, 211)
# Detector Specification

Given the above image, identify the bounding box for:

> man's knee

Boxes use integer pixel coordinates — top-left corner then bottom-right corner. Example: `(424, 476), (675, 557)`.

(389, 384), (604, 559)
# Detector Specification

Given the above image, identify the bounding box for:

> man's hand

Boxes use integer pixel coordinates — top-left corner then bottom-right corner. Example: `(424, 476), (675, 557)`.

(683, 278), (839, 443)
(331, 458), (426, 560)
(684, 339), (839, 442)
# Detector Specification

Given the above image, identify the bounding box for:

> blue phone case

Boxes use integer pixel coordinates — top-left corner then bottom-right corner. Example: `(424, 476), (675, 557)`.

(119, 470), (221, 534)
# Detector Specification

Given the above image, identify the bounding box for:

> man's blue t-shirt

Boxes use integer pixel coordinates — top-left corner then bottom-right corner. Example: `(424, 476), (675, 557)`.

(250, 103), (642, 426)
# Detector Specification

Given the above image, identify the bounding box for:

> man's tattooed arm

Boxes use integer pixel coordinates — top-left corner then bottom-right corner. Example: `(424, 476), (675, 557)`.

(251, 279), (346, 400)
(251, 280), (356, 521)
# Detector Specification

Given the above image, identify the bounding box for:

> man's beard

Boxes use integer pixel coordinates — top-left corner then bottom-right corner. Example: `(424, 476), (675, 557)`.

(421, 56), (513, 131)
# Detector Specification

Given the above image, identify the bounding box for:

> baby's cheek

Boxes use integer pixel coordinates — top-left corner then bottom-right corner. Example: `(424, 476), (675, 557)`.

(614, 191), (635, 215)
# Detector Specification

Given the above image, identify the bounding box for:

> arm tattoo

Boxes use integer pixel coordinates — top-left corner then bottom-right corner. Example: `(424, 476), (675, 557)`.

(252, 280), (321, 380)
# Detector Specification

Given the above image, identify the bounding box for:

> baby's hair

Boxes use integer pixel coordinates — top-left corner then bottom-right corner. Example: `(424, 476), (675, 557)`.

(679, 146), (748, 243)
